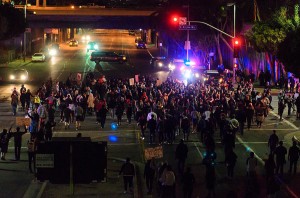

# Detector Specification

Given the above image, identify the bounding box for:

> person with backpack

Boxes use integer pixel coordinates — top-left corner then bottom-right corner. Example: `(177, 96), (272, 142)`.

(119, 157), (135, 194)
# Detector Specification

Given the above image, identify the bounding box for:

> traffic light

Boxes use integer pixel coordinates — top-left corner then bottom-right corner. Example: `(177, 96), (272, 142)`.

(173, 16), (178, 22)
(233, 38), (241, 58)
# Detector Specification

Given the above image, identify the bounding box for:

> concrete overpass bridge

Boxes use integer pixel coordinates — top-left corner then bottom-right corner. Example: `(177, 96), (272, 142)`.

(26, 6), (159, 29)
(22, 6), (161, 55)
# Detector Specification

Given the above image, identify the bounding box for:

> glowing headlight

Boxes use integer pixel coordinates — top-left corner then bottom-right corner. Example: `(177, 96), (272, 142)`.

(10, 75), (15, 80)
(49, 49), (57, 56)
(195, 73), (200, 78)
(21, 75), (27, 80)
(158, 62), (163, 67)
(94, 44), (98, 49)
(168, 64), (175, 71)
(184, 69), (192, 79)
(122, 56), (126, 60)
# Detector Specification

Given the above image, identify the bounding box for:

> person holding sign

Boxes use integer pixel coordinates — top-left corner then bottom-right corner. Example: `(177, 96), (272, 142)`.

(9, 125), (27, 161)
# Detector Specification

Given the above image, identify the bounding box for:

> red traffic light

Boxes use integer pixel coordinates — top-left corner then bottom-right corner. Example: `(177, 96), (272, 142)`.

(173, 17), (178, 22)
(233, 39), (240, 45)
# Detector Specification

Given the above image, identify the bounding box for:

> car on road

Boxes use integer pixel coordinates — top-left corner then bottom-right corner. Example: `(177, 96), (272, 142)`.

(32, 53), (46, 62)
(69, 39), (78, 47)
(136, 40), (147, 49)
(150, 57), (175, 71)
(87, 41), (99, 52)
(90, 51), (127, 64)
(0, 67), (29, 83)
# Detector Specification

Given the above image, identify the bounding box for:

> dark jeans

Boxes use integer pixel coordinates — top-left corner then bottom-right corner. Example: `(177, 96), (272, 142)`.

(28, 152), (36, 173)
(15, 144), (21, 160)
(177, 158), (186, 175)
(123, 176), (133, 191)
(145, 175), (154, 193)
(149, 130), (155, 143)
(227, 164), (235, 177)
(276, 161), (284, 174)
(100, 116), (106, 128)
(289, 160), (298, 174)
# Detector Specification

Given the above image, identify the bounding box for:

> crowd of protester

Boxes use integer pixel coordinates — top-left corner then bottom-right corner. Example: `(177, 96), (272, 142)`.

(2, 69), (300, 197)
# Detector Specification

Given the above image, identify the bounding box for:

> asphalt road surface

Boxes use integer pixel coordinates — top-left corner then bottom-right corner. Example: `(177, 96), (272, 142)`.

(1, 30), (300, 198)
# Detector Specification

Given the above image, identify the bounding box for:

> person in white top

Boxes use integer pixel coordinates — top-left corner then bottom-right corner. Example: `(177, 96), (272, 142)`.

(246, 152), (258, 177)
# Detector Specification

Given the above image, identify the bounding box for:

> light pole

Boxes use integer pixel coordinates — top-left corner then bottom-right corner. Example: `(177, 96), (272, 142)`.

(23, 0), (28, 61)
(227, 3), (236, 83)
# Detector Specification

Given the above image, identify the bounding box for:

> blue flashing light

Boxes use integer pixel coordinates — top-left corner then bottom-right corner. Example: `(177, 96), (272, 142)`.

(184, 59), (195, 66)
(111, 122), (118, 130)
(109, 135), (118, 142)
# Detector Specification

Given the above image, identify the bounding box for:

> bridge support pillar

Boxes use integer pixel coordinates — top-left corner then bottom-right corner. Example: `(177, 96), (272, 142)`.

(70, 28), (75, 39)
(146, 29), (151, 44)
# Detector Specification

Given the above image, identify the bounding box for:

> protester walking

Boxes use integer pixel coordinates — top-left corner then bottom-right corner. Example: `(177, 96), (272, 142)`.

(182, 167), (195, 198)
(0, 129), (10, 160)
(175, 139), (188, 175)
(268, 130), (279, 155)
(119, 157), (135, 194)
(225, 148), (237, 178)
(288, 141), (300, 174)
(144, 159), (156, 195)
(9, 126), (27, 160)
(27, 134), (36, 173)
(147, 114), (157, 144)
(274, 141), (287, 175)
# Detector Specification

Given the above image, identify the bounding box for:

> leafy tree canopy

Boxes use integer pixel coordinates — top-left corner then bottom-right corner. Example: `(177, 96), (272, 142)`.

(277, 27), (300, 77)
(0, 4), (26, 40)
(245, 7), (297, 55)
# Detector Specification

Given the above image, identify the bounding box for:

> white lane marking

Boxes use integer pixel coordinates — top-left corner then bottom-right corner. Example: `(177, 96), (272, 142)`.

(270, 111), (298, 129)
(248, 128), (297, 131)
(52, 129), (134, 134)
(193, 142), (203, 159)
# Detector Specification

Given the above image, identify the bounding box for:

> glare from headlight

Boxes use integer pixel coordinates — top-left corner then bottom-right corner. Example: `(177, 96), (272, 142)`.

(184, 69), (192, 79)
(49, 49), (57, 56)
(123, 57), (126, 60)
(168, 64), (175, 71)
(94, 44), (98, 49)
(10, 75), (15, 80)
(87, 45), (91, 49)
(158, 62), (163, 67)
(21, 75), (27, 80)
(86, 35), (90, 41)
(195, 73), (200, 78)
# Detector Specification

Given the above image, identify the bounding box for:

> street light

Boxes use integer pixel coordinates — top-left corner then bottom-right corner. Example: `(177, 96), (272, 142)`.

(227, 3), (236, 38)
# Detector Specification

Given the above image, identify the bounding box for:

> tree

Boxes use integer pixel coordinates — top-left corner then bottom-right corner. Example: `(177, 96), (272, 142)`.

(277, 28), (300, 77)
(0, 4), (26, 41)
(245, 7), (297, 79)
